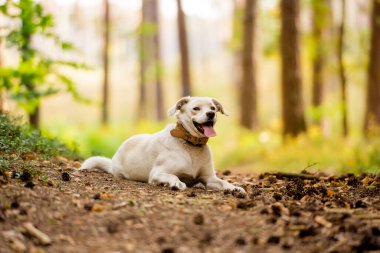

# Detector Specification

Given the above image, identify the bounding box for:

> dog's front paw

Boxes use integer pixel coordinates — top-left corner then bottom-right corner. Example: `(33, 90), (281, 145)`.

(232, 186), (246, 194)
(170, 181), (187, 191)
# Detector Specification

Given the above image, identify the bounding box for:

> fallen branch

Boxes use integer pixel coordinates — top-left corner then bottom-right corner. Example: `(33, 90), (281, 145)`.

(266, 172), (321, 180)
(22, 222), (52, 246)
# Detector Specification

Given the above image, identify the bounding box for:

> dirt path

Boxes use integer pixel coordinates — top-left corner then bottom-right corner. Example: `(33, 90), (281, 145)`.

(1, 157), (380, 253)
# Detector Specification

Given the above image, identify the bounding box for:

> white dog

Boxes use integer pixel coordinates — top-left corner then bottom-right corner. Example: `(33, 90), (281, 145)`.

(80, 96), (245, 193)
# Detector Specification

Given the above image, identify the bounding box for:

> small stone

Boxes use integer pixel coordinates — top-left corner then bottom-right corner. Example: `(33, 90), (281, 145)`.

(11, 201), (20, 209)
(84, 203), (93, 211)
(61, 172), (71, 182)
(251, 237), (259, 245)
(0, 209), (5, 222)
(156, 236), (166, 244)
(372, 227), (380, 236)
(19, 208), (28, 216)
(24, 181), (35, 189)
(352, 200), (367, 209)
(267, 236), (280, 244)
(193, 213), (204, 225)
(161, 248), (174, 253)
(237, 200), (255, 210)
(268, 176), (277, 184)
(171, 186), (179, 191)
(299, 226), (318, 238)
(273, 192), (282, 201)
(106, 221), (119, 234)
(200, 232), (213, 245)
(20, 171), (32, 182)
(186, 191), (197, 197)
(271, 202), (289, 216)
(222, 170), (231, 176)
(282, 237), (294, 249)
(235, 237), (246, 246)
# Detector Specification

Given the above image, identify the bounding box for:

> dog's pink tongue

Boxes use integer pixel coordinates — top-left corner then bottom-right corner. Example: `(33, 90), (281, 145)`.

(203, 126), (216, 137)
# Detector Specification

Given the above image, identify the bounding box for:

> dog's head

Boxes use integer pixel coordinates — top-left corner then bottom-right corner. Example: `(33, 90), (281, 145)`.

(168, 97), (229, 138)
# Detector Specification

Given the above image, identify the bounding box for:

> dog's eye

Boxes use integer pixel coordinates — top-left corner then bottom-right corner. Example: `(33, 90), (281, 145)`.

(193, 107), (200, 111)
(210, 106), (216, 111)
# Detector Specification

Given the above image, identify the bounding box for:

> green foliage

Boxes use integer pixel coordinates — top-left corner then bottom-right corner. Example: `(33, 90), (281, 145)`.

(0, 0), (86, 115)
(0, 113), (80, 160)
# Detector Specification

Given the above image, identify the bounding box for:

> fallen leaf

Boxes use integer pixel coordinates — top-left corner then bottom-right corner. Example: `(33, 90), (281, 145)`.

(91, 204), (105, 212)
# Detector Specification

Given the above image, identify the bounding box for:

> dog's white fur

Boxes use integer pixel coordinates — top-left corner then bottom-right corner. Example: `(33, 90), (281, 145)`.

(80, 97), (245, 193)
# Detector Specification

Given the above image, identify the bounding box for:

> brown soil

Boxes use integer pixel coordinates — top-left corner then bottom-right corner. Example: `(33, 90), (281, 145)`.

(1, 157), (380, 253)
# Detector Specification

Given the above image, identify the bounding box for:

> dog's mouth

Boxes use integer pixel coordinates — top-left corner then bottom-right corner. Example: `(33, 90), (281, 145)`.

(193, 121), (216, 137)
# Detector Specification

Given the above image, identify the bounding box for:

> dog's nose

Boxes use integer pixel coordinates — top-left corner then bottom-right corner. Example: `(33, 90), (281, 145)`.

(206, 111), (215, 119)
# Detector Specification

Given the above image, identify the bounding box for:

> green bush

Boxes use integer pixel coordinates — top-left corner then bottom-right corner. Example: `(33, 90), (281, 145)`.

(0, 113), (80, 161)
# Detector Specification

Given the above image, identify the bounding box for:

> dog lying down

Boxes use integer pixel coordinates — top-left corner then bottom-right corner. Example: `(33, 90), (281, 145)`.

(80, 96), (245, 193)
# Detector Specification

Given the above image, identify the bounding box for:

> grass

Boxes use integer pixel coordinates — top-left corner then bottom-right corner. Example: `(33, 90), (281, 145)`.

(0, 113), (80, 176)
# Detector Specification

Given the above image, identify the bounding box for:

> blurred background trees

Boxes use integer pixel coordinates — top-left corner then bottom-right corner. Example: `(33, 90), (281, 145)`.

(280, 0), (306, 137)
(364, 0), (380, 134)
(0, 0), (84, 128)
(102, 0), (110, 125)
(240, 0), (258, 130)
(0, 0), (379, 173)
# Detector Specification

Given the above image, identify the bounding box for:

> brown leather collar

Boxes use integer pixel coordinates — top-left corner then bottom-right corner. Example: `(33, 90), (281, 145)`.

(170, 123), (208, 146)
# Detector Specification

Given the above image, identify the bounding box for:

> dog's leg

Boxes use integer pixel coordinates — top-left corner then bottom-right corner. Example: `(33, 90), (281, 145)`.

(149, 171), (187, 190)
(204, 175), (246, 193)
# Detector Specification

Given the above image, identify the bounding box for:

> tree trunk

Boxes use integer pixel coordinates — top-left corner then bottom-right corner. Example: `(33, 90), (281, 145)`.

(176, 0), (191, 97)
(337, 0), (348, 136)
(364, 0), (380, 133)
(29, 106), (40, 129)
(280, 0), (306, 137)
(231, 0), (244, 87)
(240, 0), (257, 129)
(138, 0), (148, 120)
(152, 0), (164, 121)
(101, 0), (110, 125)
(311, 0), (329, 109)
(0, 14), (5, 114)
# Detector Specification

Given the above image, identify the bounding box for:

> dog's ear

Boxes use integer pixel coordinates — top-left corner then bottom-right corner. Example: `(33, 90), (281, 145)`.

(167, 96), (191, 116)
(212, 99), (229, 116)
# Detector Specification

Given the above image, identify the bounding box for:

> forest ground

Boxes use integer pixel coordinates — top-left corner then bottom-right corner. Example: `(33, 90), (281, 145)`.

(1, 156), (380, 253)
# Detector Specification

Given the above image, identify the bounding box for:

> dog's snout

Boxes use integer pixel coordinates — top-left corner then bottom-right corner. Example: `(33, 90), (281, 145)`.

(206, 111), (215, 119)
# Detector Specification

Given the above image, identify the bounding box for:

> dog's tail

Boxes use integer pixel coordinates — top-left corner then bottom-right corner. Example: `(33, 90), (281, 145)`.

(79, 156), (113, 174)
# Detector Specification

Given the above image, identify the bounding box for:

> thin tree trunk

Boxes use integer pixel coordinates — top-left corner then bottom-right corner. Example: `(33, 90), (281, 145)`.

(364, 0), (380, 133)
(138, 0), (147, 121)
(232, 0), (244, 87)
(240, 0), (257, 129)
(101, 0), (110, 125)
(280, 0), (306, 137)
(152, 0), (164, 121)
(176, 0), (191, 97)
(0, 13), (5, 114)
(338, 0), (348, 136)
(311, 0), (326, 109)
(29, 106), (40, 129)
